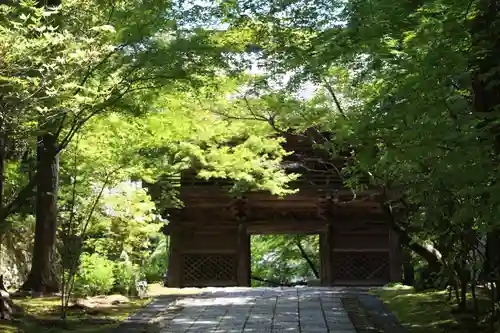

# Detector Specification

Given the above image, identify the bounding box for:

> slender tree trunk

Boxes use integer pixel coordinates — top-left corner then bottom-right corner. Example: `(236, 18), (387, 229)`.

(485, 231), (500, 300)
(458, 270), (468, 312)
(0, 138), (10, 319)
(402, 250), (415, 286)
(21, 134), (60, 293)
(295, 238), (320, 279)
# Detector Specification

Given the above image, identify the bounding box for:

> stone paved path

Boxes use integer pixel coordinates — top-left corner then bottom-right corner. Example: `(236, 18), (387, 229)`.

(126, 287), (359, 333)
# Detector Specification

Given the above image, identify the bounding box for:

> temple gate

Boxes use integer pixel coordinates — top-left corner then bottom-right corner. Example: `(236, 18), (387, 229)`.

(162, 132), (402, 287)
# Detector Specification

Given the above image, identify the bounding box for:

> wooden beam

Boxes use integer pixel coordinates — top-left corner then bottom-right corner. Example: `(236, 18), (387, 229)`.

(176, 187), (382, 201)
(333, 248), (388, 252)
(246, 222), (328, 234)
(166, 219), (390, 233)
(164, 221), (238, 230)
(182, 249), (237, 254)
(245, 218), (387, 227)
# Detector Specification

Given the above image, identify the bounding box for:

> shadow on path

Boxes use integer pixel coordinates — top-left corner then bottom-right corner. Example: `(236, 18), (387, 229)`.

(112, 287), (366, 333)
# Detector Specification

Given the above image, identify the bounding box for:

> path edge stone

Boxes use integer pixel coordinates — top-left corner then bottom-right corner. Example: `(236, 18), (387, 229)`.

(357, 292), (407, 333)
(109, 295), (179, 333)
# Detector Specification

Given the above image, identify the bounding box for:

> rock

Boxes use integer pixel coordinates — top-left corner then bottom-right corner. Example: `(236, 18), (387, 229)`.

(95, 294), (130, 305)
(0, 275), (13, 320)
(0, 285), (23, 320)
(74, 295), (130, 309)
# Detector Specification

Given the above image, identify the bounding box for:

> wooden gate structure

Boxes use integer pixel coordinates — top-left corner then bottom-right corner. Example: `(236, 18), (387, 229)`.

(162, 131), (402, 287)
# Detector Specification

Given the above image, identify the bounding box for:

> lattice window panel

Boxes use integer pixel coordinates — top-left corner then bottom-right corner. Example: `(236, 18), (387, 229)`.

(182, 254), (236, 284)
(333, 251), (390, 281)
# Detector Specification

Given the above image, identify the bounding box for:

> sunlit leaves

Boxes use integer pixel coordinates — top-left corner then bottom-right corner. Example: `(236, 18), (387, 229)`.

(251, 235), (320, 285)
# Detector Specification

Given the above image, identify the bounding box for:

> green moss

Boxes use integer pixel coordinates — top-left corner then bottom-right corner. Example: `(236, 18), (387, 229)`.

(0, 322), (17, 333)
(2, 296), (151, 333)
(372, 286), (462, 333)
(372, 286), (490, 333)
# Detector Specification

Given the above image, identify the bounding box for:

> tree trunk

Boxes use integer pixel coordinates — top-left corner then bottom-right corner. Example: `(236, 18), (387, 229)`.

(397, 227), (442, 272)
(486, 231), (500, 300)
(295, 238), (320, 279)
(381, 202), (443, 272)
(470, 0), (500, 302)
(402, 250), (415, 286)
(21, 134), (60, 293)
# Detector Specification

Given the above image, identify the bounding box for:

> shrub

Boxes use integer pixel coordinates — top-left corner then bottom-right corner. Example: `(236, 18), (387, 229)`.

(74, 252), (115, 296)
(114, 258), (141, 296)
(143, 263), (166, 283)
(143, 238), (169, 283)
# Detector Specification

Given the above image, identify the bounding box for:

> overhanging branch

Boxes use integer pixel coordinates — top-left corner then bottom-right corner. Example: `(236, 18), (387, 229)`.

(322, 78), (348, 120)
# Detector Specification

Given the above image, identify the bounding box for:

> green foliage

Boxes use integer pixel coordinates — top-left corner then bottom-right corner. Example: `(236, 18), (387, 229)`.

(142, 238), (169, 283)
(74, 253), (115, 296)
(2, 3), (498, 332)
(251, 235), (319, 286)
(217, 0), (500, 327)
(113, 252), (141, 296)
(86, 183), (160, 261)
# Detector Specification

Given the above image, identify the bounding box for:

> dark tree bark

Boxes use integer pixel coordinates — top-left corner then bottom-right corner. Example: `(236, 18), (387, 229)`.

(486, 230), (500, 301)
(19, 0), (63, 295)
(21, 134), (60, 293)
(380, 199), (443, 272)
(470, 0), (500, 302)
(402, 250), (415, 286)
(392, 222), (442, 272)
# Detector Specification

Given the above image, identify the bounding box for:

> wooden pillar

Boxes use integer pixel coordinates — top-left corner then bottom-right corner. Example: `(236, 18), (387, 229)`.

(319, 233), (328, 285)
(237, 224), (250, 286)
(167, 227), (183, 287)
(388, 228), (402, 282)
(320, 224), (334, 286)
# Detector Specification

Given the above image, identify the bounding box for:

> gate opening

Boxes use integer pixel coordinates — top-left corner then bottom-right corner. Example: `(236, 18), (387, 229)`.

(250, 234), (320, 287)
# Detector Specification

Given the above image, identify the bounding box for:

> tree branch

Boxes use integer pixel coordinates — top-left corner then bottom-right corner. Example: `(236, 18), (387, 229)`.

(295, 237), (320, 278)
(322, 78), (348, 120)
(380, 191), (443, 271)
